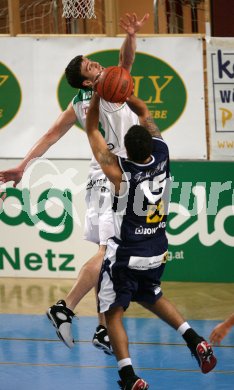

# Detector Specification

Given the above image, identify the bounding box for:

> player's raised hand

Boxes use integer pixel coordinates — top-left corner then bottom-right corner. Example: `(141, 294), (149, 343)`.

(0, 167), (23, 188)
(119, 12), (150, 36)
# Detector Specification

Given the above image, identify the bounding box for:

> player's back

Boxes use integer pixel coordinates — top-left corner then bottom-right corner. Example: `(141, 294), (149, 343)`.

(112, 137), (171, 257)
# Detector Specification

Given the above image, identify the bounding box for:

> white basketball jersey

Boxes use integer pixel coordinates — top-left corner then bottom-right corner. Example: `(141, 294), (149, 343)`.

(72, 89), (139, 174)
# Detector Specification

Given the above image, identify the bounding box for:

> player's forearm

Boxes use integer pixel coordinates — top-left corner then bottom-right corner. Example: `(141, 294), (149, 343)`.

(86, 94), (110, 166)
(119, 13), (149, 71)
(86, 93), (100, 136)
(224, 313), (234, 327)
(119, 33), (136, 72)
(17, 133), (58, 171)
(126, 94), (148, 117)
(127, 95), (162, 138)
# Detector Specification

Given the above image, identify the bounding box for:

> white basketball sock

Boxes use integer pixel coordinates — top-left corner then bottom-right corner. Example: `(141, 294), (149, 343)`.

(177, 322), (191, 336)
(118, 358), (132, 371)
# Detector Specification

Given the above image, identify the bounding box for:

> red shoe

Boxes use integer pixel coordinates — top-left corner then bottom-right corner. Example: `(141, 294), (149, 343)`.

(118, 377), (149, 390)
(195, 340), (217, 373)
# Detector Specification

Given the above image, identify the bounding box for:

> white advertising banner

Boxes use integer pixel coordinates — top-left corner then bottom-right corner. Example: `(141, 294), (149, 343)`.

(206, 37), (234, 160)
(0, 36), (206, 159)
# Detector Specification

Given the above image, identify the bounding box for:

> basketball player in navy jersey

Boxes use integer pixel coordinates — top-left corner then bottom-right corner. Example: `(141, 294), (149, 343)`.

(85, 92), (217, 390)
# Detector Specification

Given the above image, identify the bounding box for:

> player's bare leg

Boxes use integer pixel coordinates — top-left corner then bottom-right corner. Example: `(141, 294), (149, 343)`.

(105, 307), (129, 360)
(92, 273), (113, 355)
(139, 296), (217, 373)
(105, 307), (149, 389)
(47, 245), (113, 352)
(139, 296), (185, 330)
(65, 245), (106, 310)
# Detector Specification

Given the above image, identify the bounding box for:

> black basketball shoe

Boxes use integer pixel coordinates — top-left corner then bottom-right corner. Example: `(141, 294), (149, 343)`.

(92, 325), (113, 355)
(46, 299), (75, 348)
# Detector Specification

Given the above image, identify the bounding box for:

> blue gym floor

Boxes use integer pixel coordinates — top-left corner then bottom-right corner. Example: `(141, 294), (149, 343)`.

(0, 314), (233, 389)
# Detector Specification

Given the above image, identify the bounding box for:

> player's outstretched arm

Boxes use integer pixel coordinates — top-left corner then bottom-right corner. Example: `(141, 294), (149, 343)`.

(210, 313), (234, 344)
(0, 103), (77, 188)
(86, 93), (122, 190)
(119, 12), (149, 72)
(126, 94), (162, 139)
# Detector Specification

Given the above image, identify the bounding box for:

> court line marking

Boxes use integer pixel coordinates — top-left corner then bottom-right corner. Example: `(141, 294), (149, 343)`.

(0, 361), (233, 375)
(0, 337), (233, 348)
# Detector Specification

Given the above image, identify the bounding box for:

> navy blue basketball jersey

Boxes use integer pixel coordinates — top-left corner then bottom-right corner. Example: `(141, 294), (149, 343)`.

(112, 137), (171, 258)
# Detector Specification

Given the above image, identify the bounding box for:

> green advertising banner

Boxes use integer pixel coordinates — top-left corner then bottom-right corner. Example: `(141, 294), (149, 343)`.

(0, 159), (233, 281)
(164, 161), (234, 282)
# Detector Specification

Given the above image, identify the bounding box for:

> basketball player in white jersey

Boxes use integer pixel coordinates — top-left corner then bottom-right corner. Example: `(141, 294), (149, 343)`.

(0, 13), (149, 354)
(85, 92), (217, 390)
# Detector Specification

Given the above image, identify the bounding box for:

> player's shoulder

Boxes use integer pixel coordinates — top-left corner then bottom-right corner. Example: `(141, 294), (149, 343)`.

(72, 88), (93, 105)
(152, 136), (168, 151)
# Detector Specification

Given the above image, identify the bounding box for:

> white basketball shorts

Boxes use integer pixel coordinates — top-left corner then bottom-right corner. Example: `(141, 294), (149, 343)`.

(83, 171), (115, 245)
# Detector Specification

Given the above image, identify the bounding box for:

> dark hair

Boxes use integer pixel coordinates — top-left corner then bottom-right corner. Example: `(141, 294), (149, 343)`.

(65, 55), (88, 89)
(124, 125), (153, 163)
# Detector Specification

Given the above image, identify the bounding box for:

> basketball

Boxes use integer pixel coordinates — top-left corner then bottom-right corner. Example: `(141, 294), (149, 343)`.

(95, 66), (134, 103)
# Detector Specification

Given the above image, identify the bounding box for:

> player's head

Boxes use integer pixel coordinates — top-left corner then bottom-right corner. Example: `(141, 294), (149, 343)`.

(124, 125), (153, 163)
(65, 55), (104, 89)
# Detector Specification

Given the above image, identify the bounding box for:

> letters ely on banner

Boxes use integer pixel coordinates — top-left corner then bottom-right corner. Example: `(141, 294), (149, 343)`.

(207, 38), (234, 160)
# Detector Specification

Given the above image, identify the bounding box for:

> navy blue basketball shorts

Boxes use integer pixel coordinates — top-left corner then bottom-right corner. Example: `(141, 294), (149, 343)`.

(98, 239), (167, 313)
